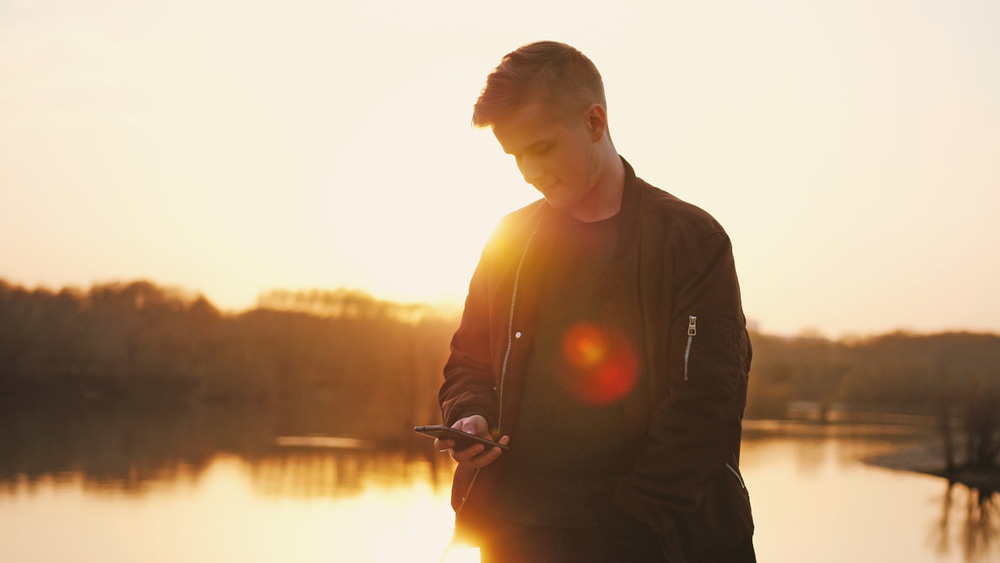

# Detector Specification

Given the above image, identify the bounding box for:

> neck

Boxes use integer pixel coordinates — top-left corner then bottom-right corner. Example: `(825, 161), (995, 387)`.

(567, 146), (625, 223)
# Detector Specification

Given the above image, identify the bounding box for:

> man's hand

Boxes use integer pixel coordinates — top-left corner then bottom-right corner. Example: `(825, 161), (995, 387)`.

(434, 414), (510, 468)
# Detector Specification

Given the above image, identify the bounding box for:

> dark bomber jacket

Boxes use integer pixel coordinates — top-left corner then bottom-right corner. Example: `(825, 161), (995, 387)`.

(439, 158), (754, 561)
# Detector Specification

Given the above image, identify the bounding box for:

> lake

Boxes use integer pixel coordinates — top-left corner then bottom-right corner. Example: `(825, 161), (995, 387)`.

(1, 412), (998, 563)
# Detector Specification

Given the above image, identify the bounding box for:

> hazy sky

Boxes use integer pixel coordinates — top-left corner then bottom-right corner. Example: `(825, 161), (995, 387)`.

(2, 0), (998, 337)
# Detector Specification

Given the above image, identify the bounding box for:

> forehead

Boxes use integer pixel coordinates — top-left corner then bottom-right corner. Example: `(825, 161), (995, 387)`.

(491, 101), (569, 155)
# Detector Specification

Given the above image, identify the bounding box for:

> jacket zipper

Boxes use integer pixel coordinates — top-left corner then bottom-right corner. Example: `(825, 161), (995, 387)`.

(498, 230), (535, 432)
(456, 230), (536, 516)
(683, 315), (697, 381)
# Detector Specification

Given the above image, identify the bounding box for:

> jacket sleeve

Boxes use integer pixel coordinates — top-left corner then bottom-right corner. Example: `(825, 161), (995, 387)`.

(611, 228), (751, 537)
(438, 234), (501, 433)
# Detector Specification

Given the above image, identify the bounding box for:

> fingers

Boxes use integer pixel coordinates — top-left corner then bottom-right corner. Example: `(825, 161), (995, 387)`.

(432, 438), (455, 451)
(439, 415), (509, 468)
(450, 434), (510, 468)
(451, 442), (484, 462)
(454, 442), (502, 468)
(453, 415), (488, 437)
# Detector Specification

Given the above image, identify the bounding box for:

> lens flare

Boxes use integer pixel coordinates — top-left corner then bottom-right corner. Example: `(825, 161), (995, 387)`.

(561, 323), (608, 369)
(560, 322), (639, 404)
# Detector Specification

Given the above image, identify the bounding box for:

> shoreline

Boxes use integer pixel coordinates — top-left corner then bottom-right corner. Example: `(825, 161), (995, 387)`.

(743, 417), (1000, 494)
(864, 437), (1000, 495)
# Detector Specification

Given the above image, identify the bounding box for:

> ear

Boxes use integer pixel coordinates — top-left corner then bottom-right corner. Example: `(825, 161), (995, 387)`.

(584, 103), (608, 142)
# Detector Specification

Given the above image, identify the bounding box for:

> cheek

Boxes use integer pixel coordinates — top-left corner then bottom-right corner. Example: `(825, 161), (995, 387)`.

(551, 150), (577, 177)
(568, 154), (594, 181)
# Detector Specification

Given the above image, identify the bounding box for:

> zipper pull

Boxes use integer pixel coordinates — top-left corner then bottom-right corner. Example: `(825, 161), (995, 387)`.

(684, 315), (697, 381)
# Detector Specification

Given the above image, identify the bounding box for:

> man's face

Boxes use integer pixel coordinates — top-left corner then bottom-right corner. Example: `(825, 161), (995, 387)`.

(491, 100), (600, 211)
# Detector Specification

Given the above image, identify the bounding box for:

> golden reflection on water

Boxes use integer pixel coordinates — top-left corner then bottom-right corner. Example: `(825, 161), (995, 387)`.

(739, 426), (1000, 563)
(242, 450), (466, 563)
(2, 423), (1000, 563)
(0, 450), (466, 563)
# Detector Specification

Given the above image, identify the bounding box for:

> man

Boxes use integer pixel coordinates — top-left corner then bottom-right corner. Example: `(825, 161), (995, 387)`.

(435, 41), (755, 562)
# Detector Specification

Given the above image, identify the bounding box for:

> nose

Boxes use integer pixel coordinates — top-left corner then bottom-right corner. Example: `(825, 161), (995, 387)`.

(517, 155), (544, 185)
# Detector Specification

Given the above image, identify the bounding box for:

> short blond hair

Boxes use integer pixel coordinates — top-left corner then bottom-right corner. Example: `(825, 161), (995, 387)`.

(472, 41), (606, 127)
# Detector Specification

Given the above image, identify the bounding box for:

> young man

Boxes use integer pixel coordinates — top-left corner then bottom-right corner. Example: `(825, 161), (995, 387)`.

(435, 41), (755, 562)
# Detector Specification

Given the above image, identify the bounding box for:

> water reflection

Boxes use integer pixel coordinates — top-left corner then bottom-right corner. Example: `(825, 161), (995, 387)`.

(247, 449), (454, 498)
(1, 403), (216, 495)
(0, 400), (454, 498)
(742, 419), (933, 477)
(6, 405), (1000, 563)
(0, 402), (461, 563)
(741, 422), (1000, 563)
(933, 483), (1000, 563)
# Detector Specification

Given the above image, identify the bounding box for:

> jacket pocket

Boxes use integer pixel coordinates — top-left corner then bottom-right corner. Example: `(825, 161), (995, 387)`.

(669, 463), (754, 560)
(681, 313), (745, 397)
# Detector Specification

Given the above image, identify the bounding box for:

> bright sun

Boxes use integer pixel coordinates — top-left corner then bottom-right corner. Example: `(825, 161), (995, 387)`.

(324, 71), (535, 307)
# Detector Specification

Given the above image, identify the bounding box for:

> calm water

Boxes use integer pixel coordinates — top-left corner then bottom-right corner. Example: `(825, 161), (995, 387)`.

(1, 412), (999, 563)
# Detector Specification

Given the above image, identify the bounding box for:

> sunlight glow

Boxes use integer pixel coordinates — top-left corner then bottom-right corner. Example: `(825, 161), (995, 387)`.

(323, 71), (534, 307)
(1, 1), (998, 334)
(440, 543), (481, 563)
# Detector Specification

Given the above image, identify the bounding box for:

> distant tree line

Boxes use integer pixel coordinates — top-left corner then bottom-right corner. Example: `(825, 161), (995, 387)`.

(747, 330), (1000, 418)
(2, 278), (999, 463)
(0, 279), (453, 439)
(749, 329), (1000, 471)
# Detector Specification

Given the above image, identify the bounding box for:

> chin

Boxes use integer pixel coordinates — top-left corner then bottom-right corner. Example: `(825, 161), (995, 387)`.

(542, 195), (572, 209)
(538, 186), (571, 208)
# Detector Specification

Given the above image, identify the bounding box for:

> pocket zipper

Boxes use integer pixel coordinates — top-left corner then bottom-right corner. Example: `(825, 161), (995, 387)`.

(683, 315), (697, 381)
(726, 462), (746, 489)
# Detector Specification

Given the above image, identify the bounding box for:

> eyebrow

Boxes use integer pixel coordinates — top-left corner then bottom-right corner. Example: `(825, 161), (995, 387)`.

(506, 139), (552, 156)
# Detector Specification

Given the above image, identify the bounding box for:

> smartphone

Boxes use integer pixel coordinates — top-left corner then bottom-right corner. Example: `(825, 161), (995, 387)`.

(414, 425), (510, 451)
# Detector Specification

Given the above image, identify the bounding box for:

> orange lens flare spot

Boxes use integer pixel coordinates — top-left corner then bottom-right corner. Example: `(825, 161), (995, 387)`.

(560, 322), (639, 404)
(561, 323), (608, 369)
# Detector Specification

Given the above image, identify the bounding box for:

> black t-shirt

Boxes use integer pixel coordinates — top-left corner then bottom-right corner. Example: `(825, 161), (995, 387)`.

(493, 211), (633, 527)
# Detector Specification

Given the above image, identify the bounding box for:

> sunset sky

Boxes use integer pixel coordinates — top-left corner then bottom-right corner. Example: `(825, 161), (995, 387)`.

(1, 0), (998, 337)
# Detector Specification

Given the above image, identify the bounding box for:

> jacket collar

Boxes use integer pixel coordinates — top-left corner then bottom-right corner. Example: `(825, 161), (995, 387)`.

(614, 156), (643, 262)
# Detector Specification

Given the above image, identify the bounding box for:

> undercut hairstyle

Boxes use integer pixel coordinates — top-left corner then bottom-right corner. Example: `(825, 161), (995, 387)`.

(472, 41), (606, 128)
